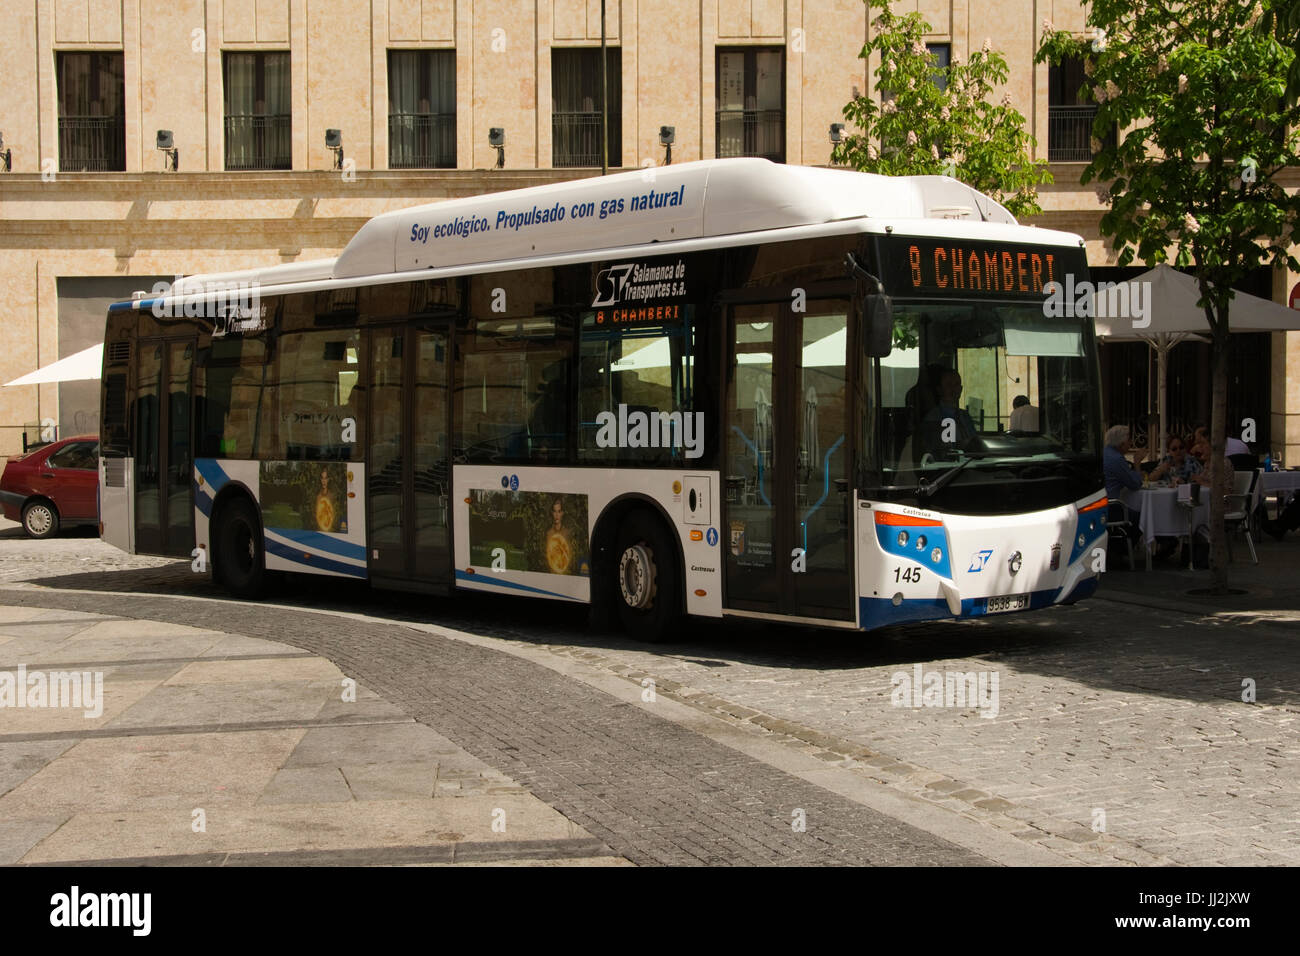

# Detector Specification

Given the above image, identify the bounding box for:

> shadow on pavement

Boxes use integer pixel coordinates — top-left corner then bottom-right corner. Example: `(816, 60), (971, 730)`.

(14, 557), (1298, 710)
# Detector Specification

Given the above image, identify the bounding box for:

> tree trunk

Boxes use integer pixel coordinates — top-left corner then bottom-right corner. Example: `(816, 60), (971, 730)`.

(1208, 312), (1231, 592)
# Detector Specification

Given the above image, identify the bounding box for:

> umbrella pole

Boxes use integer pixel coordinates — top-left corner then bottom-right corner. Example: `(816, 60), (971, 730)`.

(1157, 340), (1168, 459)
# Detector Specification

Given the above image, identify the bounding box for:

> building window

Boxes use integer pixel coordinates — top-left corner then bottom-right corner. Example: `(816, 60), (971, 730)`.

(388, 50), (456, 169)
(552, 48), (622, 168)
(1048, 56), (1116, 162)
(223, 51), (292, 170)
(926, 43), (950, 92)
(56, 52), (125, 172)
(716, 48), (785, 163)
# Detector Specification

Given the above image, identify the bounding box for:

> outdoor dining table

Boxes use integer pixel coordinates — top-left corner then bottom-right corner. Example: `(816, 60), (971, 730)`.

(1259, 470), (1300, 515)
(1120, 485), (1210, 570)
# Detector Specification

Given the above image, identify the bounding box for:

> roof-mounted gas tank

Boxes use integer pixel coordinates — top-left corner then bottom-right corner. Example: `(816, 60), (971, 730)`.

(331, 157), (1017, 280)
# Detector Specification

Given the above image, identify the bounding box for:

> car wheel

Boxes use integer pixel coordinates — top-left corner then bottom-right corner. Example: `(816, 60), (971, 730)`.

(21, 500), (59, 539)
(214, 497), (267, 599)
(613, 510), (682, 643)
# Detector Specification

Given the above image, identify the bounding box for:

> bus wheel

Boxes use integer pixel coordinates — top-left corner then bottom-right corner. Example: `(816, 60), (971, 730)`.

(22, 500), (59, 539)
(613, 511), (681, 643)
(215, 497), (267, 599)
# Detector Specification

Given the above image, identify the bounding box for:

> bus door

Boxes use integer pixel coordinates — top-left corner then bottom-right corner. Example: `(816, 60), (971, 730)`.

(724, 297), (855, 621)
(366, 324), (452, 591)
(134, 337), (195, 556)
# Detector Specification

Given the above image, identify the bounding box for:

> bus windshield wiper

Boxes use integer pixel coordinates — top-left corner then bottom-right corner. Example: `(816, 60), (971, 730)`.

(917, 453), (992, 498)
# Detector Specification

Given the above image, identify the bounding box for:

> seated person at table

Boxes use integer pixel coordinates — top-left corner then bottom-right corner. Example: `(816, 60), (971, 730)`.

(1104, 425), (1143, 533)
(1009, 394), (1039, 433)
(1192, 423), (1252, 464)
(1189, 440), (1234, 494)
(1148, 436), (1200, 483)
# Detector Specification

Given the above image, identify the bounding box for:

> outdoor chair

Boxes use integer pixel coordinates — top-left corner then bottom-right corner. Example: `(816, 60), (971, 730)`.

(1106, 499), (1137, 571)
(1224, 469), (1259, 565)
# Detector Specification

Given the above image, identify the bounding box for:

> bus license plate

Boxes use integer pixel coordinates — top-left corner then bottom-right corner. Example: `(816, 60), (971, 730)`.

(986, 594), (1028, 614)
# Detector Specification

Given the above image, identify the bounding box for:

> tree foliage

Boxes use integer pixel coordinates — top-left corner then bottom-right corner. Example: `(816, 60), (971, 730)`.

(1037, 0), (1300, 590)
(833, 1), (1051, 218)
(1258, 0), (1300, 101)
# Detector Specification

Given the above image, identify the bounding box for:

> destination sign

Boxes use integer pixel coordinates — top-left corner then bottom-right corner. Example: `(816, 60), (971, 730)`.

(876, 237), (1088, 299)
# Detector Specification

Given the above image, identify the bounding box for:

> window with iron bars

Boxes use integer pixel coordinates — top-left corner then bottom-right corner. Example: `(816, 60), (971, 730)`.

(1048, 56), (1116, 162)
(56, 52), (126, 172)
(552, 48), (622, 168)
(716, 47), (785, 163)
(388, 50), (457, 169)
(224, 51), (292, 170)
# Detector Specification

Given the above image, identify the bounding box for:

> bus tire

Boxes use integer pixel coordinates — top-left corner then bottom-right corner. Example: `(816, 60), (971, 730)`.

(613, 510), (682, 643)
(214, 497), (267, 600)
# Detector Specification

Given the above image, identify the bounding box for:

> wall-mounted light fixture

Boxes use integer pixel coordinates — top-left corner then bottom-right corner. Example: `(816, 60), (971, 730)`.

(659, 126), (675, 166)
(156, 130), (178, 171)
(828, 124), (846, 167)
(488, 128), (505, 169)
(325, 129), (344, 170)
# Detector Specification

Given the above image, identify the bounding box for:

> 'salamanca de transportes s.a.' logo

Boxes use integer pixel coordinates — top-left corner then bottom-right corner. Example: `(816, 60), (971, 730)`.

(592, 259), (688, 308)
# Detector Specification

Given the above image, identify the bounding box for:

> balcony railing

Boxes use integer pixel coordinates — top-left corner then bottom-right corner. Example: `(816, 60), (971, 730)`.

(715, 108), (785, 163)
(1048, 105), (1115, 162)
(224, 114), (292, 170)
(553, 111), (620, 168)
(388, 112), (456, 169)
(58, 116), (126, 172)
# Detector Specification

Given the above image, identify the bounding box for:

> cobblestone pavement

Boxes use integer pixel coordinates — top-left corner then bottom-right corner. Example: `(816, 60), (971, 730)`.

(4, 523), (1299, 866)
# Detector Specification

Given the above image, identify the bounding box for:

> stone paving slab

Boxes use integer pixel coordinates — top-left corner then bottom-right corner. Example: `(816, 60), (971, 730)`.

(0, 598), (617, 866)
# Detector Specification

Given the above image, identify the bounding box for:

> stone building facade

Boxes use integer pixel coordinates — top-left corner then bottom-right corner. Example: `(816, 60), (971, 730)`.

(1, 0), (1297, 459)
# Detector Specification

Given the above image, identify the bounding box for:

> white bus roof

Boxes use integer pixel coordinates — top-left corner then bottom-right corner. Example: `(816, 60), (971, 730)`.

(154, 159), (1082, 302)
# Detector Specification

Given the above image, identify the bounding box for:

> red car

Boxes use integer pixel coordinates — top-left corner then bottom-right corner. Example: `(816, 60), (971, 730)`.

(0, 435), (100, 538)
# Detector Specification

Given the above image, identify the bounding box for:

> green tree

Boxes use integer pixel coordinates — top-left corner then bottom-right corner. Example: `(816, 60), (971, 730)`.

(1259, 0), (1300, 101)
(1038, 1), (1300, 592)
(833, 1), (1051, 218)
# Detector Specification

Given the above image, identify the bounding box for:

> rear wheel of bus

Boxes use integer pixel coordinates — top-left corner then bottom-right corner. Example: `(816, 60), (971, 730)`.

(214, 496), (267, 599)
(613, 510), (682, 643)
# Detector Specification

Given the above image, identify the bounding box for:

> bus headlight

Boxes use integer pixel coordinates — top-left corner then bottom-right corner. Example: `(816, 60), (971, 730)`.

(931, 547), (943, 564)
(897, 531), (908, 547)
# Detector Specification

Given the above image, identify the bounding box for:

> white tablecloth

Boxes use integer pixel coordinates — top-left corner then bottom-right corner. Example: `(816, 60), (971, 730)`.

(1121, 486), (1209, 549)
(1260, 471), (1300, 496)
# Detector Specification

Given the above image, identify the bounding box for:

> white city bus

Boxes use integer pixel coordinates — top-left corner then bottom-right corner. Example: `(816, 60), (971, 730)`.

(99, 158), (1108, 640)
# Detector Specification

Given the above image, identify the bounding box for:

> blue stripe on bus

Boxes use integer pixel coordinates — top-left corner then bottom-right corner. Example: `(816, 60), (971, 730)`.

(195, 486), (214, 518)
(195, 459), (232, 494)
(454, 570), (581, 601)
(266, 527), (366, 562)
(264, 537), (367, 578)
(858, 585), (1066, 631)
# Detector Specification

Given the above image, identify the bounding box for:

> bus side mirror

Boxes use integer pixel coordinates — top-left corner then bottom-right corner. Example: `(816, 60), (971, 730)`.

(863, 294), (893, 357)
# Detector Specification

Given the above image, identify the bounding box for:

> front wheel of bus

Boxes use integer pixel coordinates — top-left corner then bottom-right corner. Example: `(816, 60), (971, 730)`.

(215, 497), (267, 600)
(613, 512), (681, 643)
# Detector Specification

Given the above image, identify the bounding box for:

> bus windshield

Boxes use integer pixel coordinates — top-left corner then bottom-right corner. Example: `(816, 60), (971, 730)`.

(869, 299), (1101, 510)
